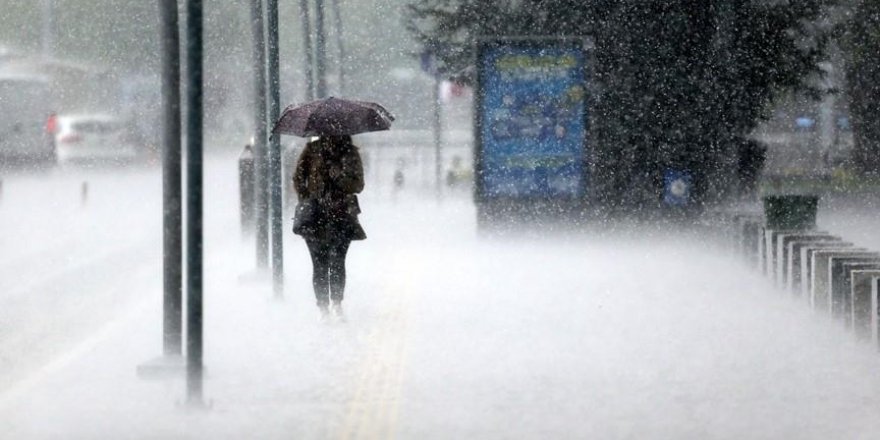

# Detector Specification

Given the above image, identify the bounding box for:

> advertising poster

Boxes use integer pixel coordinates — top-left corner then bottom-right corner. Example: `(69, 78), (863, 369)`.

(477, 39), (588, 199)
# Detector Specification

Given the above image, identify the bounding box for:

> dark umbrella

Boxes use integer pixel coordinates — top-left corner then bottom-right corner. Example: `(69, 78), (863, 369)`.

(272, 96), (394, 137)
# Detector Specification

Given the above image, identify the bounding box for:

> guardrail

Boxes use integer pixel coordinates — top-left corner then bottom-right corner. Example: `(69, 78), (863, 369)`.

(718, 198), (880, 351)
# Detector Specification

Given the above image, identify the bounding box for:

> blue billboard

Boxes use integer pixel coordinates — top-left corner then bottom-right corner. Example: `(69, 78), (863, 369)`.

(476, 39), (588, 199)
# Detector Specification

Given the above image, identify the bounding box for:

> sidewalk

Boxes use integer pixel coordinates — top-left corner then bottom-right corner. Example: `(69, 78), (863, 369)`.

(5, 186), (880, 438)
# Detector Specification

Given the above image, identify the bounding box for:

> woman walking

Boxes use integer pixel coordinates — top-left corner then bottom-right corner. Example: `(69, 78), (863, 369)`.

(293, 135), (366, 321)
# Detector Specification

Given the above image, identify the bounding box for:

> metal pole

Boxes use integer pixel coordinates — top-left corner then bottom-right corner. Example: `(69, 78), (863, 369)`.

(314, 0), (327, 98)
(330, 0), (345, 94)
(185, 0), (205, 405)
(80, 181), (88, 207)
(41, 0), (54, 59)
(159, 0), (183, 358)
(251, 0), (269, 269)
(298, 0), (315, 101)
(266, 0), (284, 298)
(433, 76), (442, 199)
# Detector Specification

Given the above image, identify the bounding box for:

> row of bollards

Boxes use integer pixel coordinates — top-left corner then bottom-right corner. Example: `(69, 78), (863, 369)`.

(722, 194), (880, 350)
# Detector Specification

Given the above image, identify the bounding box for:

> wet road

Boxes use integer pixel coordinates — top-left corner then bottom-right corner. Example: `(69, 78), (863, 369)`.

(2, 157), (880, 438)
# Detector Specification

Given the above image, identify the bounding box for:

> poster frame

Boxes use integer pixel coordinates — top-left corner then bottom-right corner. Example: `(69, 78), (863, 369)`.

(473, 36), (595, 224)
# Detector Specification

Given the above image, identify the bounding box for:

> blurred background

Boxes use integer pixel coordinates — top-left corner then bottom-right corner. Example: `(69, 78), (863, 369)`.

(0, 1), (877, 213)
(0, 0), (440, 145)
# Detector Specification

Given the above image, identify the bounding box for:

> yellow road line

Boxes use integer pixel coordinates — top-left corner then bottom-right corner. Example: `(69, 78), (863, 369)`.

(338, 253), (420, 440)
(384, 303), (412, 439)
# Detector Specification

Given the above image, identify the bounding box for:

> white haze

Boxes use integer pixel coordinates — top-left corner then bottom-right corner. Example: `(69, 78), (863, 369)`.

(1, 151), (880, 439)
(0, 1), (878, 438)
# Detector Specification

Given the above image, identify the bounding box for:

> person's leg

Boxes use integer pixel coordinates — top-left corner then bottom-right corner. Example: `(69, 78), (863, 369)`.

(328, 239), (352, 304)
(306, 239), (331, 308)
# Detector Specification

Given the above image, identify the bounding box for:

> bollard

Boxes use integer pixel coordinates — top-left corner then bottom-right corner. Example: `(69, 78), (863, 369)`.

(775, 233), (833, 288)
(870, 277), (880, 350)
(786, 237), (841, 294)
(391, 162), (405, 202)
(799, 244), (856, 300)
(764, 229), (799, 284)
(817, 252), (877, 313)
(850, 270), (880, 340)
(840, 262), (880, 325)
(239, 144), (255, 235)
(809, 249), (874, 312)
(829, 258), (880, 320)
(394, 169), (405, 190)
(81, 181), (88, 206)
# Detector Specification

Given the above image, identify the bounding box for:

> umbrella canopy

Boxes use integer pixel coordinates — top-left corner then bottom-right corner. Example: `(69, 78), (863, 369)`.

(272, 96), (394, 137)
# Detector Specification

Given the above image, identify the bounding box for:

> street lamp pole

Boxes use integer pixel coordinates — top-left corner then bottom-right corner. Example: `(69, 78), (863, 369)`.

(184, 0), (205, 406)
(250, 0), (270, 269)
(314, 0), (327, 98)
(266, 0), (284, 298)
(134, 0), (184, 382)
(159, 0), (183, 358)
(330, 0), (345, 94)
(299, 0), (315, 101)
(41, 0), (54, 58)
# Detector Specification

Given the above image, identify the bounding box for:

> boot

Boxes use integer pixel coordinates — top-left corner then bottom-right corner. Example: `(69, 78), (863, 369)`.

(330, 301), (346, 323)
(318, 302), (330, 322)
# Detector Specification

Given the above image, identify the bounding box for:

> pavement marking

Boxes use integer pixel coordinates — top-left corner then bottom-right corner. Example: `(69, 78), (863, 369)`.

(384, 303), (412, 437)
(1, 241), (147, 302)
(338, 252), (419, 440)
(0, 296), (153, 412)
(0, 234), (82, 270)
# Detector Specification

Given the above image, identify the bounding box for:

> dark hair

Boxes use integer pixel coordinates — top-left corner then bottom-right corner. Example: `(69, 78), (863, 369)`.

(324, 135), (352, 146)
(321, 135), (354, 153)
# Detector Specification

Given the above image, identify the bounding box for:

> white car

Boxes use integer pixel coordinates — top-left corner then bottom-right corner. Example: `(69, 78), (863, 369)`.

(54, 114), (138, 164)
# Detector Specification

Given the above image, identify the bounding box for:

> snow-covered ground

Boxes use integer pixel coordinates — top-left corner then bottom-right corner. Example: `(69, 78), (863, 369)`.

(2, 154), (880, 439)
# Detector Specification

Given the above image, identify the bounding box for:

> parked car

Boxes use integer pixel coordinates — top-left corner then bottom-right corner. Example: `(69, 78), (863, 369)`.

(54, 114), (138, 165)
(0, 73), (56, 166)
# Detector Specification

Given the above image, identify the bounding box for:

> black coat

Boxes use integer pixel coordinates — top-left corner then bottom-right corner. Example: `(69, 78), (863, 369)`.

(293, 139), (366, 241)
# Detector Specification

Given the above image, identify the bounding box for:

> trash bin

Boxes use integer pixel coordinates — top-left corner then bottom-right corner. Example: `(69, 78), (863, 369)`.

(762, 194), (818, 230)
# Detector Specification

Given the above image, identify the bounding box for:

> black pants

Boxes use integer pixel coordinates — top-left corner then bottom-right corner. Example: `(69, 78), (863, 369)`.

(305, 238), (351, 307)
